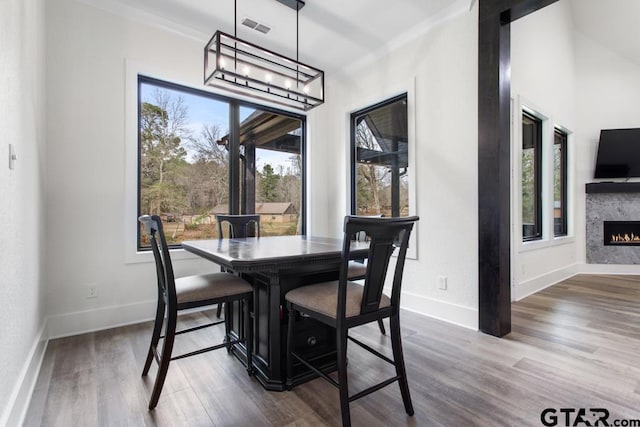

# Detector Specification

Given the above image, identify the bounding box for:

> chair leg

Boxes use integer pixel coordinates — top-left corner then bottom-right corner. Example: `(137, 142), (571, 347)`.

(224, 302), (232, 353)
(148, 309), (177, 410)
(143, 298), (165, 376)
(390, 313), (414, 416)
(216, 302), (223, 319)
(336, 326), (351, 427)
(244, 297), (253, 375)
(377, 319), (386, 335)
(285, 302), (295, 390)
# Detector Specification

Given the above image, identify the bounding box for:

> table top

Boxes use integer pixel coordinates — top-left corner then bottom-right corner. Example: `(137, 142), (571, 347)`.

(182, 235), (369, 272)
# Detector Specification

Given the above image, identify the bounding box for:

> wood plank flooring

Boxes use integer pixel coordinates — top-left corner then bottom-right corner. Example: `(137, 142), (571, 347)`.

(24, 274), (640, 426)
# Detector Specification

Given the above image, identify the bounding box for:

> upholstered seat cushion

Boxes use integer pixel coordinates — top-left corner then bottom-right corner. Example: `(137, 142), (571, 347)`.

(285, 281), (391, 319)
(347, 260), (367, 279)
(175, 273), (252, 305)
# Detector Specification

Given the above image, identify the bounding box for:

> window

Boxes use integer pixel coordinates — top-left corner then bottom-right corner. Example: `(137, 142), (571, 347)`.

(553, 127), (568, 237)
(521, 112), (542, 241)
(137, 76), (305, 250)
(350, 94), (409, 217)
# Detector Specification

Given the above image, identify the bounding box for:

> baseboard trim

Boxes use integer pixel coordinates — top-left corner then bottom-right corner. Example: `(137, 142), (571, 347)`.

(400, 290), (478, 331)
(513, 263), (640, 302)
(47, 299), (157, 339)
(579, 263), (640, 275)
(513, 263), (580, 301)
(0, 322), (48, 427)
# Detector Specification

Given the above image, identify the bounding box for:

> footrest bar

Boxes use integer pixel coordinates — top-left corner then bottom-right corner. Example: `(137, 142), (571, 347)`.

(347, 335), (395, 365)
(175, 321), (224, 336)
(349, 376), (400, 402)
(171, 339), (241, 361)
(291, 351), (339, 388)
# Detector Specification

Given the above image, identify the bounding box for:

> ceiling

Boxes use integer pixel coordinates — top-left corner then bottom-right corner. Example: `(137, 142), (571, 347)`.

(569, 0), (640, 66)
(77, 0), (640, 73)
(78, 0), (472, 74)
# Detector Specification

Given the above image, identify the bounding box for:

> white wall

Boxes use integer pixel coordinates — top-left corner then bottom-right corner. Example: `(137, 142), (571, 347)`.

(43, 0), (480, 333)
(44, 0), (225, 333)
(311, 6), (479, 328)
(574, 31), (640, 269)
(510, 0), (640, 297)
(510, 1), (579, 300)
(0, 0), (47, 424)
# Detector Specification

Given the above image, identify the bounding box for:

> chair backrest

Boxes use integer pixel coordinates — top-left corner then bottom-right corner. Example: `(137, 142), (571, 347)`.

(139, 215), (177, 306)
(216, 214), (261, 238)
(339, 215), (419, 319)
(353, 214), (383, 242)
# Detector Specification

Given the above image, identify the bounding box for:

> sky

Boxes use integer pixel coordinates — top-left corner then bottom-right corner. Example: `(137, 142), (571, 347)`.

(140, 81), (298, 174)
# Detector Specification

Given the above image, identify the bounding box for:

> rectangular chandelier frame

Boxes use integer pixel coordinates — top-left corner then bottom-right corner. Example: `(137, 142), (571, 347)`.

(204, 31), (324, 111)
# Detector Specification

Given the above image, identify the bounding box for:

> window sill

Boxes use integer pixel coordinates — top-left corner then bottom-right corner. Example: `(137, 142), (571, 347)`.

(550, 235), (574, 247)
(518, 234), (575, 253)
(519, 238), (548, 253)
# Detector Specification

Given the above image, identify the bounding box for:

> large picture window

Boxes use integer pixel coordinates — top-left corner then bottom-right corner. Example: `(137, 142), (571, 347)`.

(553, 127), (568, 237)
(138, 76), (305, 249)
(350, 94), (409, 217)
(522, 111), (542, 241)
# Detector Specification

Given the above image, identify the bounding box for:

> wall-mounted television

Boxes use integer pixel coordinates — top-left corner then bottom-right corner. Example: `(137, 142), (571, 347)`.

(594, 128), (640, 179)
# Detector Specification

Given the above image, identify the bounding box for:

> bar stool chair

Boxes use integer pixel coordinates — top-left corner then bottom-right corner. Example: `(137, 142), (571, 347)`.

(139, 215), (253, 410)
(285, 215), (419, 426)
(216, 214), (260, 238)
(214, 214), (261, 318)
(347, 228), (386, 335)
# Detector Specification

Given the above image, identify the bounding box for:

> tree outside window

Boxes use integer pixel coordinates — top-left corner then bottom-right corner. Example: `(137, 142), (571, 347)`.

(138, 77), (304, 249)
(351, 94), (409, 218)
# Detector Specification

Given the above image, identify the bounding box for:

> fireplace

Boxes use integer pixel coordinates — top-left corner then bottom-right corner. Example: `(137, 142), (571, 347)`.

(603, 221), (640, 246)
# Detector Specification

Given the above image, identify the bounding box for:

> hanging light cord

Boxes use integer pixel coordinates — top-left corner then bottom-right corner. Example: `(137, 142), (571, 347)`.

(296, 1), (300, 89)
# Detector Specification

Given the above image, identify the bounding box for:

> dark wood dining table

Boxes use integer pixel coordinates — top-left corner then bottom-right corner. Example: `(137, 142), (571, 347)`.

(181, 235), (369, 391)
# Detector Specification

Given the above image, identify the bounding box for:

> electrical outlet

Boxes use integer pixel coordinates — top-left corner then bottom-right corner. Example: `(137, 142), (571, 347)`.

(438, 276), (447, 290)
(86, 285), (98, 298)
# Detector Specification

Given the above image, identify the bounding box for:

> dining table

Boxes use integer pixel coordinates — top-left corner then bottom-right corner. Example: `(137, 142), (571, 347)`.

(181, 234), (369, 391)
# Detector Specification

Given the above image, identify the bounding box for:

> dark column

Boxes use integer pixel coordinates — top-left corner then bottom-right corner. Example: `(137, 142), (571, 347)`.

(478, 5), (511, 337)
(477, 0), (558, 337)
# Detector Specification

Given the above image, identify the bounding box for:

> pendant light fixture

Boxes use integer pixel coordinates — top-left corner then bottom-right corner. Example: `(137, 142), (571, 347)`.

(204, 0), (324, 111)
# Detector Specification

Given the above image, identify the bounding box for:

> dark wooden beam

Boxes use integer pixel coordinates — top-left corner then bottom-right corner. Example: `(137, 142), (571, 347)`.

(477, 0), (559, 337)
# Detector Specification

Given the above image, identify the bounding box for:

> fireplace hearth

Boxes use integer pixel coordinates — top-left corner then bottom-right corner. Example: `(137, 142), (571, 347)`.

(603, 221), (640, 246)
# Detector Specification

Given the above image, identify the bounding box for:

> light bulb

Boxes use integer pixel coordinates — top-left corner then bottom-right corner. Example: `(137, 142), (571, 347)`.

(243, 66), (250, 77)
(285, 80), (291, 89)
(265, 73), (272, 83)
(219, 58), (226, 70)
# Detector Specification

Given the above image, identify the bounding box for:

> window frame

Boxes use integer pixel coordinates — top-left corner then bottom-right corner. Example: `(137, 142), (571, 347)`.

(521, 110), (543, 242)
(553, 127), (568, 237)
(126, 64), (306, 261)
(349, 93), (408, 217)
(343, 78), (417, 260)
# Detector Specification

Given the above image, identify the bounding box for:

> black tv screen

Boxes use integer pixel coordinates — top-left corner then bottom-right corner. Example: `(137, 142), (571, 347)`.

(594, 128), (640, 178)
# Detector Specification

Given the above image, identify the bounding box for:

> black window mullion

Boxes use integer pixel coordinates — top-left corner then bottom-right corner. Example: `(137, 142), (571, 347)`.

(229, 101), (241, 215)
(522, 111), (543, 241)
(534, 118), (543, 239)
(554, 128), (568, 237)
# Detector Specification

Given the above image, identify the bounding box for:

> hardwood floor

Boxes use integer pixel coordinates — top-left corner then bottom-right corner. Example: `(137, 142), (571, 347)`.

(25, 274), (640, 426)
